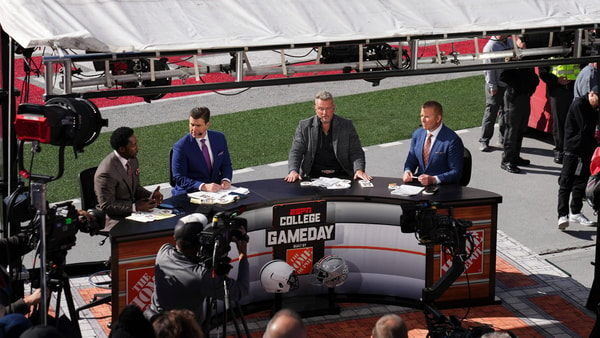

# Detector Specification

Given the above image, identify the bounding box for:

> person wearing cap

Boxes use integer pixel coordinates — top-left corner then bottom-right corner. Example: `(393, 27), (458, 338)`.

(144, 213), (249, 327)
(557, 85), (600, 230)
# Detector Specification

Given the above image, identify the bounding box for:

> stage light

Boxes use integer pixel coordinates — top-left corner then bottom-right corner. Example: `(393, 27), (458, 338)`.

(14, 97), (108, 153)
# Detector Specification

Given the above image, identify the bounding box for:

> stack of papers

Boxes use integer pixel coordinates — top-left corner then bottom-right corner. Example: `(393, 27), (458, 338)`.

(302, 177), (352, 189)
(126, 209), (177, 223)
(187, 185), (250, 204)
(390, 185), (424, 196)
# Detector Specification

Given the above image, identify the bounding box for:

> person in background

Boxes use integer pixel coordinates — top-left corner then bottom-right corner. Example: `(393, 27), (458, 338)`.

(109, 304), (155, 338)
(145, 213), (249, 331)
(0, 233), (41, 319)
(403, 101), (464, 186)
(285, 91), (371, 183)
(539, 60), (581, 164)
(557, 85), (599, 230)
(95, 127), (163, 230)
(574, 62), (598, 98)
(371, 314), (408, 338)
(499, 35), (540, 174)
(262, 308), (306, 338)
(152, 309), (203, 338)
(479, 35), (514, 152)
(171, 107), (233, 196)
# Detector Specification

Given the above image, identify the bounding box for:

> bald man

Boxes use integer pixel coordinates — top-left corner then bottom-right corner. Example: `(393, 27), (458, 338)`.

(263, 308), (306, 338)
(371, 314), (408, 338)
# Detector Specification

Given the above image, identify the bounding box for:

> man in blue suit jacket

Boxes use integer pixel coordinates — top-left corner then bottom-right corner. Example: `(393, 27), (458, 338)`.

(403, 101), (464, 186)
(172, 107), (233, 196)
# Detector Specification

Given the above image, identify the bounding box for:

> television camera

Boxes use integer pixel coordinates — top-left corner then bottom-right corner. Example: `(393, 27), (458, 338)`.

(400, 202), (498, 337)
(400, 201), (472, 248)
(198, 210), (249, 276)
(22, 201), (105, 269)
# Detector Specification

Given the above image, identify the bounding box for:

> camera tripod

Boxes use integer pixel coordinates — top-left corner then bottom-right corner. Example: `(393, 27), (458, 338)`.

(31, 252), (82, 338)
(202, 240), (250, 338)
(203, 268), (250, 337)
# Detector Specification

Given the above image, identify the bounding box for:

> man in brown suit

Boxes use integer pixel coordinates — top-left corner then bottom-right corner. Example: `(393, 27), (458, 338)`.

(94, 126), (163, 230)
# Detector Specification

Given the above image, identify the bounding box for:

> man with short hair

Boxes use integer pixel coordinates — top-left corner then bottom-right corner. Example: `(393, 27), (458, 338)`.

(371, 314), (408, 338)
(403, 101), (464, 186)
(285, 91), (371, 183)
(95, 126), (163, 230)
(172, 106), (233, 196)
(262, 308), (306, 338)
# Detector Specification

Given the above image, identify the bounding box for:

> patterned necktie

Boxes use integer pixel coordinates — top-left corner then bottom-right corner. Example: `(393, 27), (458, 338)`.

(423, 133), (433, 167)
(126, 161), (134, 186)
(201, 139), (212, 175)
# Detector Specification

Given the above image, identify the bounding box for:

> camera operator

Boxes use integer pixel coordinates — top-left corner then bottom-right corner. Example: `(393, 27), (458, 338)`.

(1, 209), (95, 318)
(144, 213), (249, 324)
(0, 232), (41, 318)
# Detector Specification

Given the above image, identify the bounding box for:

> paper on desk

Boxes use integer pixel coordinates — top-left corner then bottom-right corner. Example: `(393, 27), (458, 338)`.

(306, 177), (352, 189)
(126, 208), (176, 223)
(390, 185), (424, 196)
(187, 185), (249, 204)
(189, 193), (239, 205)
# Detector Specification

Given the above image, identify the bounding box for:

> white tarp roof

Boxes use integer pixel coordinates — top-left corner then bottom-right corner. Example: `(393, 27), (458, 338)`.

(1, 0), (599, 53)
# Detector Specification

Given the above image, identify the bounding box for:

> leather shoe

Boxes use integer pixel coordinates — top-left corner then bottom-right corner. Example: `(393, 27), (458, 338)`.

(501, 162), (520, 173)
(553, 154), (563, 164)
(517, 157), (530, 166)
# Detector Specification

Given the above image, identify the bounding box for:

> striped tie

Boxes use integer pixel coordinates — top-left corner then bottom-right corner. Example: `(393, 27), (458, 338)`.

(423, 133), (432, 167)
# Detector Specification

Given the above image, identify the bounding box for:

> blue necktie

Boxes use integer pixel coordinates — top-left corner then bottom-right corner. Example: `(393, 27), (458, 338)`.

(201, 139), (212, 175)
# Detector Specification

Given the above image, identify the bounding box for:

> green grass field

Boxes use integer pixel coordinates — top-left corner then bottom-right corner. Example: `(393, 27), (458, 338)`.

(25, 74), (484, 202)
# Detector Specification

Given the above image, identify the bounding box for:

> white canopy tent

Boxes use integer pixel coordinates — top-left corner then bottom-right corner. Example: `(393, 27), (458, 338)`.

(1, 0), (599, 100)
(0, 0), (599, 53)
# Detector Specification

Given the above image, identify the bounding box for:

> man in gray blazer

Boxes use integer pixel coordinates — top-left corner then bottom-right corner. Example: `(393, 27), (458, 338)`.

(285, 91), (372, 183)
(94, 126), (163, 230)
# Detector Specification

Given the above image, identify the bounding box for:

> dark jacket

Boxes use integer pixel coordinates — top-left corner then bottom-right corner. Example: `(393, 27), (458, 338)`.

(563, 96), (599, 158)
(1, 234), (35, 316)
(500, 67), (539, 96)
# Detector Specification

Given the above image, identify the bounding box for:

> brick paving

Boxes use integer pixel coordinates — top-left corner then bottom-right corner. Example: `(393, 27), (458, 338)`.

(46, 230), (596, 337)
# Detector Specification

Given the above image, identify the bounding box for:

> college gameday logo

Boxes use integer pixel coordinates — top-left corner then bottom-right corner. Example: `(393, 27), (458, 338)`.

(267, 200), (334, 275)
(440, 229), (484, 276)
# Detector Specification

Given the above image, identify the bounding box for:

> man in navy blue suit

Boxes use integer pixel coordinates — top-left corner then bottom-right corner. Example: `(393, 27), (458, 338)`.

(403, 101), (464, 186)
(171, 107), (233, 196)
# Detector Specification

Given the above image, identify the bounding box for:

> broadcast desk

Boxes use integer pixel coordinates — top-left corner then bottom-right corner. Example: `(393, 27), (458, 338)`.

(109, 177), (502, 321)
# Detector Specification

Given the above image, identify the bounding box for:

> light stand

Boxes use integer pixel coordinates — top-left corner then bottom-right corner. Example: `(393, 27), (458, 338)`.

(30, 181), (48, 326)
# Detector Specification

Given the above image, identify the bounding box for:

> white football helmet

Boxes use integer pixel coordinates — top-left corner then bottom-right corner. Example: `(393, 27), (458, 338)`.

(260, 260), (299, 293)
(312, 255), (349, 288)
